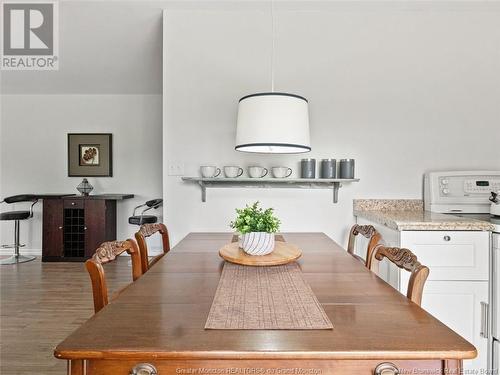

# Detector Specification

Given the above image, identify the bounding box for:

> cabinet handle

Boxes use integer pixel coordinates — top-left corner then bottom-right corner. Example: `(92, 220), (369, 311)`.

(58, 226), (63, 230)
(130, 363), (157, 375)
(71, 202), (75, 206)
(443, 235), (451, 241)
(480, 301), (489, 338)
(374, 362), (400, 375)
(84, 227), (87, 231)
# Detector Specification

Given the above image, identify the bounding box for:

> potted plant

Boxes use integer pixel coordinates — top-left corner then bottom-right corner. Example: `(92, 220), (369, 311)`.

(230, 201), (281, 256)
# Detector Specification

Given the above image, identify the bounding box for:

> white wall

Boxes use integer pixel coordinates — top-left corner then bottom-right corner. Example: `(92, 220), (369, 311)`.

(163, 5), (500, 246)
(0, 95), (163, 252)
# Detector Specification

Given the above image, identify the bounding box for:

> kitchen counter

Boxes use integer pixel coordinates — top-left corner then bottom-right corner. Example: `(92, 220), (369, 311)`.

(353, 199), (494, 231)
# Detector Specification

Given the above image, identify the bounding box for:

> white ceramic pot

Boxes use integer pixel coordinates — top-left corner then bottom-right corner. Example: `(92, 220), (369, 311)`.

(240, 232), (275, 256)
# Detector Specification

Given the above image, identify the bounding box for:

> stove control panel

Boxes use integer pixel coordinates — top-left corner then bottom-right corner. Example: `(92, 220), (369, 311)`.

(425, 170), (500, 213)
(464, 179), (500, 194)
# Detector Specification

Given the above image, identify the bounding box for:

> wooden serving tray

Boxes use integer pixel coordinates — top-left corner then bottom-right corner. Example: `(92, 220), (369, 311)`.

(219, 241), (302, 266)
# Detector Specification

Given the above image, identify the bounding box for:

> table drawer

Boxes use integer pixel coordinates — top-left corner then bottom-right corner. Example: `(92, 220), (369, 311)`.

(84, 359), (448, 375)
(64, 199), (84, 209)
(400, 231), (489, 281)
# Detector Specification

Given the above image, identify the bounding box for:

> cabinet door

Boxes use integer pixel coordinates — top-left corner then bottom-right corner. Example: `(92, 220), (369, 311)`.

(84, 199), (107, 258)
(42, 198), (64, 259)
(421, 280), (489, 372)
(400, 231), (489, 281)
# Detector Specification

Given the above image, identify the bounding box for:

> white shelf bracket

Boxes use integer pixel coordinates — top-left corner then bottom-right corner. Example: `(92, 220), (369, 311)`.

(198, 181), (207, 202)
(333, 182), (340, 203)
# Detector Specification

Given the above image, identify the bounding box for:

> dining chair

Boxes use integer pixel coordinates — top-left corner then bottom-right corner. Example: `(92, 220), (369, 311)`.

(85, 240), (142, 313)
(368, 244), (430, 306)
(134, 223), (170, 274)
(346, 224), (382, 267)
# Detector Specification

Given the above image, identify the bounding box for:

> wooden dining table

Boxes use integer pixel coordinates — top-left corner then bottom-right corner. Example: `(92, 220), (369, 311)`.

(55, 232), (476, 375)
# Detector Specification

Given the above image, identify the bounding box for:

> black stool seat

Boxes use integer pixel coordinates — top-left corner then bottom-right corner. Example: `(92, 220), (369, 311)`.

(128, 215), (158, 225)
(0, 211), (31, 221)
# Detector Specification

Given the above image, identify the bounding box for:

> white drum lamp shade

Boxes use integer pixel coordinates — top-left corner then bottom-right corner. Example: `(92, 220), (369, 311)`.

(235, 93), (311, 153)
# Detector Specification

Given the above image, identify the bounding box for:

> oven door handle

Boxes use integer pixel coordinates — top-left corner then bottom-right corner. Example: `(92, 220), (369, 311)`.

(480, 301), (489, 339)
(493, 241), (499, 339)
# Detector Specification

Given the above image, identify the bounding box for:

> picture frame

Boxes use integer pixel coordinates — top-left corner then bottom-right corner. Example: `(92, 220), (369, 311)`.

(68, 133), (112, 177)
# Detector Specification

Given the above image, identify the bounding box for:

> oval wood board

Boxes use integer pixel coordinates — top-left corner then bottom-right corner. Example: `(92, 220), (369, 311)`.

(219, 241), (302, 266)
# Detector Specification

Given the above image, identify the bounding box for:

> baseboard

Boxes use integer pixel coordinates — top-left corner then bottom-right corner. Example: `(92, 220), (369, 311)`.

(0, 248), (42, 256)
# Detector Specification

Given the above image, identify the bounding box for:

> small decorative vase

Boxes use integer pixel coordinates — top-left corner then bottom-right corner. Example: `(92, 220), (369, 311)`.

(240, 232), (275, 256)
(76, 178), (93, 196)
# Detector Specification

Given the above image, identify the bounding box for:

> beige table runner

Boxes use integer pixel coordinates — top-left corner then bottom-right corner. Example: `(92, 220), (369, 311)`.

(205, 261), (333, 330)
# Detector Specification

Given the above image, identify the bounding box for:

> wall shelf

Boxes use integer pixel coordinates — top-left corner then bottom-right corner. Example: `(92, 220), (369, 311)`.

(181, 177), (360, 203)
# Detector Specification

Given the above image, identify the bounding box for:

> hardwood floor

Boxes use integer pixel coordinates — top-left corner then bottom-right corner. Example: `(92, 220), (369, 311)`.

(0, 257), (132, 374)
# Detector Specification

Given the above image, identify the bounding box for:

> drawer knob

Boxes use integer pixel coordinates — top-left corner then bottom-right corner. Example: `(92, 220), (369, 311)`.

(130, 363), (158, 375)
(443, 235), (451, 241)
(58, 226), (63, 230)
(374, 362), (400, 375)
(71, 202), (76, 206)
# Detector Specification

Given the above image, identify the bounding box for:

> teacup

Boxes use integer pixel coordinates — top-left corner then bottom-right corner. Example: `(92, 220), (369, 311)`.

(248, 166), (268, 178)
(272, 167), (292, 178)
(200, 166), (221, 178)
(224, 166), (243, 178)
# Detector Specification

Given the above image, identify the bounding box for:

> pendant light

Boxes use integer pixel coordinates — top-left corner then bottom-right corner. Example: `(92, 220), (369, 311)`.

(235, 1), (311, 154)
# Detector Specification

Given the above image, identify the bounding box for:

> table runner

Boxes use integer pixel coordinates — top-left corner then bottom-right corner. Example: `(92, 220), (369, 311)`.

(205, 260), (333, 330)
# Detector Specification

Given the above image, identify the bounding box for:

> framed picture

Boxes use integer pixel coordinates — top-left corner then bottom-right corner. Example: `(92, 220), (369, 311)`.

(68, 133), (112, 177)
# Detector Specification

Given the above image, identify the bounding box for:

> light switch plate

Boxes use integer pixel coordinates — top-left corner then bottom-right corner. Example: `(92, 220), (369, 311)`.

(168, 162), (185, 176)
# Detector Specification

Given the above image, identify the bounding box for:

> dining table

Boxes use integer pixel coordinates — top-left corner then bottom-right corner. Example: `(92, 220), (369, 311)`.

(54, 232), (476, 375)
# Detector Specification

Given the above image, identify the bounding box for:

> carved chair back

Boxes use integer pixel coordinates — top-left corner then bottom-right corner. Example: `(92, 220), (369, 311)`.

(85, 240), (142, 313)
(369, 244), (430, 306)
(134, 223), (171, 274)
(346, 224), (382, 267)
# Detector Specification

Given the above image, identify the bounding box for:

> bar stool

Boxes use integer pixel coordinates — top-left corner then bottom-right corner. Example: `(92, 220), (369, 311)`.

(128, 199), (163, 226)
(0, 194), (39, 265)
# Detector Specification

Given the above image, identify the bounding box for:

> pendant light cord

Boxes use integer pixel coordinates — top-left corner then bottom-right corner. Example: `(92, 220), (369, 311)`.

(270, 0), (275, 92)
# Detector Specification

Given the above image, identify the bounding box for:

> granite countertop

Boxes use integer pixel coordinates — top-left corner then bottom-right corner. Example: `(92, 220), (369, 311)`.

(353, 199), (494, 231)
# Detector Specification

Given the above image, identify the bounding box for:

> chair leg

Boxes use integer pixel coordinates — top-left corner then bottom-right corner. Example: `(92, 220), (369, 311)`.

(0, 220), (36, 265)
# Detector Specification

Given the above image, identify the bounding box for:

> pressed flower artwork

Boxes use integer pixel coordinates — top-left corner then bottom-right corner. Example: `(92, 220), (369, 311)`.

(79, 145), (100, 166)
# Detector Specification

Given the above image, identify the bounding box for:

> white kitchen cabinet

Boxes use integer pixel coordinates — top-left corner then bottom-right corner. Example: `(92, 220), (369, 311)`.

(356, 218), (490, 372)
(421, 280), (488, 372)
(400, 231), (489, 281)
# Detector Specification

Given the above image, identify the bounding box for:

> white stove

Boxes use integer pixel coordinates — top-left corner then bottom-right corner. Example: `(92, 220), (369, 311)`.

(424, 170), (500, 374)
(424, 170), (500, 215)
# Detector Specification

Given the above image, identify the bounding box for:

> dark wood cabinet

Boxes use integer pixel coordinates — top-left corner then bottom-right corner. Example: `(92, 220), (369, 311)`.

(42, 195), (132, 262)
(42, 198), (64, 258)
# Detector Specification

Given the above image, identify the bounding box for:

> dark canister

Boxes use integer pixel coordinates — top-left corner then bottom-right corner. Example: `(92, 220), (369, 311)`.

(339, 159), (355, 179)
(320, 159), (336, 179)
(301, 158), (316, 178)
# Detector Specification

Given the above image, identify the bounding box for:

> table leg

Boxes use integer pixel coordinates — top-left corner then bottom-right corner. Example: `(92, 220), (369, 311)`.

(68, 359), (85, 375)
(444, 359), (463, 375)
